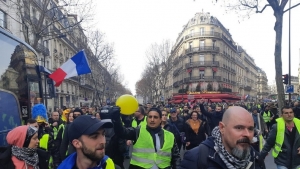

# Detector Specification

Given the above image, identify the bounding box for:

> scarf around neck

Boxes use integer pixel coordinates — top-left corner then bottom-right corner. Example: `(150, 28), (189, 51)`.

(211, 127), (251, 169)
(11, 146), (39, 169)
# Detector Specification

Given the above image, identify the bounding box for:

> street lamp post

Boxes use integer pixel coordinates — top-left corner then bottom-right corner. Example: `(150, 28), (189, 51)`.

(42, 34), (66, 109)
(288, 0), (292, 102)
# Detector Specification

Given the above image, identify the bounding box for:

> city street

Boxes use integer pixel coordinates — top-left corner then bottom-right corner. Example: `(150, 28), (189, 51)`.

(265, 153), (276, 169)
(123, 146), (277, 169)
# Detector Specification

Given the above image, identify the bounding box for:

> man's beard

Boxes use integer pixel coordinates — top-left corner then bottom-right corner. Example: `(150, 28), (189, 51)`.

(81, 142), (105, 162)
(232, 146), (250, 160)
(232, 138), (251, 160)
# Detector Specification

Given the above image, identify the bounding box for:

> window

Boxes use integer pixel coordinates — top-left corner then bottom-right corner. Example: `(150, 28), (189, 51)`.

(212, 40), (216, 49)
(189, 42), (193, 50)
(0, 10), (6, 28)
(190, 29), (194, 37)
(200, 27), (204, 35)
(32, 8), (36, 18)
(211, 27), (214, 35)
(44, 40), (48, 48)
(199, 55), (204, 65)
(200, 71), (205, 79)
(54, 59), (57, 68)
(200, 40), (205, 49)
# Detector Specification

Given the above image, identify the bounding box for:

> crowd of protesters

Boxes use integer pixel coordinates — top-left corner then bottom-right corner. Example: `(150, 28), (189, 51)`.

(1, 99), (300, 169)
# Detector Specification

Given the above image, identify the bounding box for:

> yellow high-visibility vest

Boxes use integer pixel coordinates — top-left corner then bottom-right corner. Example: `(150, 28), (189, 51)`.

(272, 117), (300, 158)
(130, 126), (174, 168)
(132, 117), (147, 127)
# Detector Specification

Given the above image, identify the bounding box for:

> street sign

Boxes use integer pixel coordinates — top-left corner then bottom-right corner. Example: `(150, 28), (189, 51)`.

(285, 85), (294, 93)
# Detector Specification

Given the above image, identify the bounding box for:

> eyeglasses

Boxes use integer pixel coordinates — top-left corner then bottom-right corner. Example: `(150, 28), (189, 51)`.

(162, 114), (168, 116)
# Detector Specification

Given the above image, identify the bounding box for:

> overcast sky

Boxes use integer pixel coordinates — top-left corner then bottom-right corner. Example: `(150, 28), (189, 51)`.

(93, 0), (300, 94)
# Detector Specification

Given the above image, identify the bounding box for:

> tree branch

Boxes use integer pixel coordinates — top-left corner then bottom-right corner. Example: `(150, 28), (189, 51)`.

(256, 4), (270, 13)
(283, 2), (300, 13)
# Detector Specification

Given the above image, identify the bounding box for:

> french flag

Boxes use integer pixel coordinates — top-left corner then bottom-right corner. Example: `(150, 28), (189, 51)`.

(49, 50), (91, 87)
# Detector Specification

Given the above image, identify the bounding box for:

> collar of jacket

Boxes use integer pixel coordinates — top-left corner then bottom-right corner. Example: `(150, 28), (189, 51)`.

(58, 152), (107, 169)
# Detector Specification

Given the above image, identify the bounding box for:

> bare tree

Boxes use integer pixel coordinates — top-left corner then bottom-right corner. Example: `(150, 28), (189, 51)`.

(136, 66), (159, 103)
(135, 78), (151, 103)
(10, 0), (95, 49)
(212, 0), (300, 112)
(146, 40), (173, 101)
(88, 30), (115, 62)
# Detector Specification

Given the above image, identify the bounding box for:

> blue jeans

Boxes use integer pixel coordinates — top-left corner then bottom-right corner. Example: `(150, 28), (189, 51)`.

(277, 165), (288, 169)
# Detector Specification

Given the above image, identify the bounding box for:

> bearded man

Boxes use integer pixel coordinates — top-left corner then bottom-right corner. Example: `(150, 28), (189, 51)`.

(180, 106), (265, 169)
(58, 115), (119, 169)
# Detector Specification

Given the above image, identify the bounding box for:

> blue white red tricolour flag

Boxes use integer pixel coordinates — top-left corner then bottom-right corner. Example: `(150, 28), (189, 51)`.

(49, 50), (91, 87)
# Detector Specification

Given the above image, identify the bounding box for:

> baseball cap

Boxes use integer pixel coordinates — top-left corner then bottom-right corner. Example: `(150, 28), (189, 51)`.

(68, 115), (113, 141)
(170, 108), (176, 113)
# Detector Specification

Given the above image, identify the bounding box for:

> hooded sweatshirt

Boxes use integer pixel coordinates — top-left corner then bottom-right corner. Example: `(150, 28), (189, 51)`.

(6, 126), (34, 169)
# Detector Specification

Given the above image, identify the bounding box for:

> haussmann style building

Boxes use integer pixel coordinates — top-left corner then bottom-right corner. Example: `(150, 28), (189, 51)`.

(165, 12), (269, 103)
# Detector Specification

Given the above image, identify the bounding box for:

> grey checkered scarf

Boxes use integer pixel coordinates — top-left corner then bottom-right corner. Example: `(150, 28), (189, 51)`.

(212, 126), (251, 169)
(11, 146), (39, 169)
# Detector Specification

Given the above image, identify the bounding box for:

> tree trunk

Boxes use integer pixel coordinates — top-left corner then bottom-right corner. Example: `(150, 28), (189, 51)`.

(274, 12), (285, 114)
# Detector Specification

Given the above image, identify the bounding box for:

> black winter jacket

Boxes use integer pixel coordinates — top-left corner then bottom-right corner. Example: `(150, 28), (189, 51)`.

(180, 137), (265, 169)
(163, 122), (177, 133)
(199, 104), (223, 132)
(59, 123), (75, 160)
(113, 119), (181, 169)
(105, 128), (127, 168)
(168, 117), (185, 143)
(260, 123), (300, 169)
(184, 119), (207, 150)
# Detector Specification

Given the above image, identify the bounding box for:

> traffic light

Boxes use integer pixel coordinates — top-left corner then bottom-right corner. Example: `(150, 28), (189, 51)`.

(282, 74), (289, 84)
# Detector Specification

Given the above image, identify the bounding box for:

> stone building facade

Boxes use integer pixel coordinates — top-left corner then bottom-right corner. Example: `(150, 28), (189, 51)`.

(0, 0), (111, 111)
(165, 12), (269, 102)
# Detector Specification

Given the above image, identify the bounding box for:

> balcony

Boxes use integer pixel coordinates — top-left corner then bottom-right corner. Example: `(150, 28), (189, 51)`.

(245, 67), (249, 72)
(173, 68), (181, 76)
(185, 46), (220, 55)
(185, 31), (222, 40)
(173, 57), (180, 65)
(36, 43), (50, 56)
(173, 81), (180, 88)
(244, 86), (252, 91)
(184, 76), (221, 83)
(257, 92), (269, 95)
(62, 37), (78, 51)
(222, 35), (237, 50)
(238, 84), (244, 88)
(231, 68), (236, 74)
(52, 25), (61, 34)
(185, 61), (219, 68)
